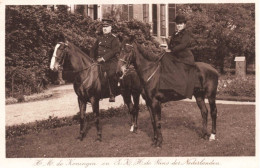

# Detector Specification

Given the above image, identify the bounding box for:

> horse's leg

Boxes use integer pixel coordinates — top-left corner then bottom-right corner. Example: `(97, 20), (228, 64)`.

(132, 92), (140, 133)
(122, 90), (135, 132)
(90, 97), (102, 141)
(152, 99), (163, 148)
(78, 97), (87, 141)
(194, 92), (209, 139)
(208, 96), (217, 141)
(146, 102), (157, 146)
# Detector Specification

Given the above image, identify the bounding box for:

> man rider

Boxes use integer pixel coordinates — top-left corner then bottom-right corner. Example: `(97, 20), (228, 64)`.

(90, 19), (120, 102)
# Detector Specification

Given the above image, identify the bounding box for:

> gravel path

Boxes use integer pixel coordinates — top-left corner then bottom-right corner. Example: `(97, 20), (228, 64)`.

(5, 84), (255, 126)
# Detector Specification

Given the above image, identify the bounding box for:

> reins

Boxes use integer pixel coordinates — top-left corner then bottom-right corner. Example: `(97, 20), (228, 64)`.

(132, 42), (165, 82)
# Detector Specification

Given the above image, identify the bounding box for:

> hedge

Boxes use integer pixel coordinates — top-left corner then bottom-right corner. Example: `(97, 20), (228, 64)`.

(6, 6), (157, 98)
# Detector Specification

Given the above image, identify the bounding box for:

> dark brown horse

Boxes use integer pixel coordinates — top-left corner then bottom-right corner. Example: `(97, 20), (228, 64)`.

(117, 38), (219, 147)
(119, 65), (142, 132)
(50, 41), (141, 141)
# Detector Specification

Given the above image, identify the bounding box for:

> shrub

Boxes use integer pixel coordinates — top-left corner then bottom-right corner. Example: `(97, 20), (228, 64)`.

(6, 6), (159, 98)
(5, 6), (97, 97)
(217, 75), (255, 97)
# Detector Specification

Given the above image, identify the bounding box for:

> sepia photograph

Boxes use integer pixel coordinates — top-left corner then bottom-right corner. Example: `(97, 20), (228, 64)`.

(1, 0), (259, 167)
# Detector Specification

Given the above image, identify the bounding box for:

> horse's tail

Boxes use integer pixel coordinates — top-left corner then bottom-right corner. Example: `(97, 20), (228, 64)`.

(195, 62), (219, 78)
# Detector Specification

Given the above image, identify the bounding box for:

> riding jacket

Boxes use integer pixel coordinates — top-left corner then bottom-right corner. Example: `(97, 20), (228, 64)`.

(169, 29), (195, 65)
(90, 33), (120, 63)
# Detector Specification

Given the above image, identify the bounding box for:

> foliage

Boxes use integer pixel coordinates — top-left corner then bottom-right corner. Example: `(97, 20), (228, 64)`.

(6, 91), (53, 105)
(75, 5), (85, 15)
(5, 5), (158, 97)
(217, 75), (255, 97)
(5, 6), (96, 97)
(177, 4), (255, 70)
(113, 20), (164, 55)
(6, 5), (255, 97)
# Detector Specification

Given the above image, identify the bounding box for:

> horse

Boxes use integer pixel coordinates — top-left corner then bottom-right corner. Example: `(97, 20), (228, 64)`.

(117, 37), (219, 148)
(119, 65), (142, 132)
(50, 40), (142, 141)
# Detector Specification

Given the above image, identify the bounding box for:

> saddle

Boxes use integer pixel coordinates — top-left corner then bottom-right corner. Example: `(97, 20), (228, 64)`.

(159, 53), (201, 99)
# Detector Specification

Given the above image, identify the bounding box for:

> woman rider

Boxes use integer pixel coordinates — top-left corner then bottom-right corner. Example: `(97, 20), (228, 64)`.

(160, 14), (201, 99)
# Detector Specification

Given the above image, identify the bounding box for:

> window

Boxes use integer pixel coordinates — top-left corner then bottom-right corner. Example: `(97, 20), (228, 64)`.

(168, 4), (176, 36)
(152, 4), (157, 35)
(160, 4), (166, 36)
(122, 5), (129, 21)
(94, 5), (98, 20)
(143, 4), (149, 23)
(129, 4), (133, 20)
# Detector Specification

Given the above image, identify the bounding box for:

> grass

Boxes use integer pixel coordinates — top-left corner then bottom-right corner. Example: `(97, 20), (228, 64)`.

(6, 101), (255, 157)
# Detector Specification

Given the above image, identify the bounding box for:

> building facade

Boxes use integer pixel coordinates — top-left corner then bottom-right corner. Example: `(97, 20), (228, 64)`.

(50, 4), (177, 44)
(98, 4), (176, 42)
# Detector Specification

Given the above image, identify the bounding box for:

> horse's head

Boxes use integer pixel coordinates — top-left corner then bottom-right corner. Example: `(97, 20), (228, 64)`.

(50, 42), (68, 72)
(116, 37), (136, 78)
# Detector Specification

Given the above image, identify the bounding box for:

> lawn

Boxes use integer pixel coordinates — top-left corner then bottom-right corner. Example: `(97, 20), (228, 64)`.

(6, 101), (255, 157)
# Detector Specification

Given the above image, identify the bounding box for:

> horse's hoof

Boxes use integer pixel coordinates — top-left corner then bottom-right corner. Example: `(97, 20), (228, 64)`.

(96, 134), (102, 142)
(156, 143), (162, 149)
(95, 138), (102, 142)
(130, 125), (134, 132)
(209, 134), (216, 141)
(156, 139), (163, 148)
(76, 136), (82, 140)
(151, 140), (158, 147)
(134, 126), (138, 133)
(76, 134), (85, 141)
(81, 135), (85, 141)
(151, 142), (156, 147)
(201, 133), (209, 140)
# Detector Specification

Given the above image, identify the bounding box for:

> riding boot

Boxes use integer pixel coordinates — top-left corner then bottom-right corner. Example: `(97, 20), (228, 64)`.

(107, 78), (115, 102)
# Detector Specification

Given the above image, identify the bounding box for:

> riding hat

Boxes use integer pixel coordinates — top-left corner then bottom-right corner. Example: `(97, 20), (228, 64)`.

(175, 15), (187, 24)
(102, 19), (113, 27)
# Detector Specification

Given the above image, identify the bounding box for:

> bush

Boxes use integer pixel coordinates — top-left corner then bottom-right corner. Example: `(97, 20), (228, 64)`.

(6, 6), (160, 98)
(5, 6), (97, 97)
(217, 75), (255, 97)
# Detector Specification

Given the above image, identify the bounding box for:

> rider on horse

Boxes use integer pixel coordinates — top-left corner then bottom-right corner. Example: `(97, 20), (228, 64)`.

(136, 15), (203, 99)
(90, 19), (120, 102)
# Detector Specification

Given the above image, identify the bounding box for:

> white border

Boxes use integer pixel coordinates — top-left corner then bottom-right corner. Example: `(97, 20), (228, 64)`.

(0, 0), (259, 168)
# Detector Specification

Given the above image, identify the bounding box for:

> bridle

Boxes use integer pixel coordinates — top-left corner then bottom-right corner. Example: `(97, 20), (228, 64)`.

(53, 42), (68, 69)
(118, 43), (134, 79)
(53, 42), (98, 74)
(119, 43), (134, 67)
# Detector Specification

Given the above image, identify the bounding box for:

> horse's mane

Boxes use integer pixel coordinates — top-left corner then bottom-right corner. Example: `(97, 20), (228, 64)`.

(68, 42), (94, 63)
(135, 43), (163, 62)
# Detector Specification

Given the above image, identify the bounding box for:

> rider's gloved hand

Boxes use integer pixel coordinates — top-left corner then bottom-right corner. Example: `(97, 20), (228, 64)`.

(97, 57), (105, 63)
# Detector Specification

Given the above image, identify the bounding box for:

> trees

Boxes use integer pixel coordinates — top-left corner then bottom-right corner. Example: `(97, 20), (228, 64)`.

(5, 5), (153, 97)
(5, 6), (97, 97)
(5, 4), (254, 97)
(177, 4), (255, 73)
